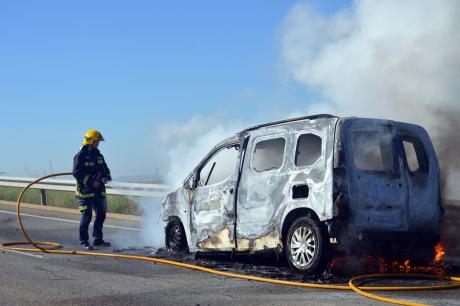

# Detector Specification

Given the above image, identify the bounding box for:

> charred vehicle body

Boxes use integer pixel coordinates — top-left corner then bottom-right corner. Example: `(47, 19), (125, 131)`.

(162, 115), (443, 274)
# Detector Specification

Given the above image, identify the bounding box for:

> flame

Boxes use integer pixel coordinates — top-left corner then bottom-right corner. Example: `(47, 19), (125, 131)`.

(378, 257), (386, 274)
(329, 251), (449, 276)
(401, 259), (411, 273)
(329, 257), (338, 270)
(434, 242), (446, 263)
(366, 256), (446, 274)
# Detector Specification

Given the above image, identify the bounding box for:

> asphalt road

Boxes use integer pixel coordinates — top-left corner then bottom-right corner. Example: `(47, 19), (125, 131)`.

(1, 202), (460, 306)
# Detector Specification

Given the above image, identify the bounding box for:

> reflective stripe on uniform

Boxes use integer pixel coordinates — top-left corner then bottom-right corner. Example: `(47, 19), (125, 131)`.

(79, 205), (88, 211)
(82, 175), (91, 186)
(84, 162), (95, 166)
(100, 192), (106, 196)
(75, 191), (95, 198)
(97, 159), (104, 164)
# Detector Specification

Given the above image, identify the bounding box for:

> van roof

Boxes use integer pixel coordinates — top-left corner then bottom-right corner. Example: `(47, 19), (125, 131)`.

(239, 114), (338, 134)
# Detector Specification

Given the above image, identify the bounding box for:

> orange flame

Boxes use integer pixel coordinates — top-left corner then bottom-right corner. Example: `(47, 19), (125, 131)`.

(401, 259), (411, 273)
(378, 257), (386, 274)
(434, 242), (446, 263)
(330, 254), (447, 276)
(329, 257), (338, 270)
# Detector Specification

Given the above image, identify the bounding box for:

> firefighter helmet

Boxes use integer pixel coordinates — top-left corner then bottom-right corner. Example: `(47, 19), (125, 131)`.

(83, 130), (105, 145)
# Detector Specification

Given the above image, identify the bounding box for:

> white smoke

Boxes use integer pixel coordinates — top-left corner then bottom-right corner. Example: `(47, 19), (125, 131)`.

(280, 0), (460, 199)
(136, 196), (165, 248)
(132, 116), (246, 248)
(156, 115), (246, 188)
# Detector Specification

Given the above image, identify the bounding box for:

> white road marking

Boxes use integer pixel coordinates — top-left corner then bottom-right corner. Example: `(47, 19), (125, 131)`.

(0, 210), (141, 232)
(1, 248), (45, 258)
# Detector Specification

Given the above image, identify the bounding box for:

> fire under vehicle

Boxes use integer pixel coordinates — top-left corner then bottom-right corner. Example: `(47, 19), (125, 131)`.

(162, 115), (443, 274)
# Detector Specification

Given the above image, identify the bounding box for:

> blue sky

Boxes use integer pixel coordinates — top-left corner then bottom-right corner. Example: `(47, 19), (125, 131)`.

(0, 0), (351, 178)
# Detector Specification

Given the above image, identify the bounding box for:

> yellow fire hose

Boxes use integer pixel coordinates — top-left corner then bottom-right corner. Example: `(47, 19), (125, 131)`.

(1, 172), (460, 306)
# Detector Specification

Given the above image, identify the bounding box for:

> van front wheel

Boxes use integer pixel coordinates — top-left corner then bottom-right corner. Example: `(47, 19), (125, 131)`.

(285, 215), (329, 274)
(165, 219), (189, 255)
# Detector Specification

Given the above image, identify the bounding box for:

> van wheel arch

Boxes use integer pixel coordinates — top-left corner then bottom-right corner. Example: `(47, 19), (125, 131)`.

(281, 208), (323, 245)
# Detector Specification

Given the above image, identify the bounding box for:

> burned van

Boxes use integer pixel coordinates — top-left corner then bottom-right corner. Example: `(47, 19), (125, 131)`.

(162, 115), (443, 274)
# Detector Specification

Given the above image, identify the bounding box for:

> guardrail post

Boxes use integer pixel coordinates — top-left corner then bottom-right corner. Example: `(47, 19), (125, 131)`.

(40, 189), (47, 206)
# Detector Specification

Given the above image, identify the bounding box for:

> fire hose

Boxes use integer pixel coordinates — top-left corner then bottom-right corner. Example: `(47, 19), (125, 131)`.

(1, 173), (460, 306)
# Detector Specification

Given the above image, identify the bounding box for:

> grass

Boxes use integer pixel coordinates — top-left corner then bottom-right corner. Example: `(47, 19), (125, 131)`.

(0, 186), (141, 215)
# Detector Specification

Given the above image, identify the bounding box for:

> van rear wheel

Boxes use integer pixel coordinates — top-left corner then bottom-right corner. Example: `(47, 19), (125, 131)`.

(285, 215), (329, 274)
(165, 219), (188, 255)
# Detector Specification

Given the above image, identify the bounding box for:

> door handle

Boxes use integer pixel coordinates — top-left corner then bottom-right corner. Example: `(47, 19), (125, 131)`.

(386, 181), (402, 188)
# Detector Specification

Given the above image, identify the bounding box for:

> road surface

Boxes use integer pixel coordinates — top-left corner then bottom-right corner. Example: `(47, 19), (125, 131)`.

(1, 202), (459, 306)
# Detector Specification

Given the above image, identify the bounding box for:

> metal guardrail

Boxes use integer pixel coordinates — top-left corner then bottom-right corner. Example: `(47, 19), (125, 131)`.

(0, 176), (170, 205)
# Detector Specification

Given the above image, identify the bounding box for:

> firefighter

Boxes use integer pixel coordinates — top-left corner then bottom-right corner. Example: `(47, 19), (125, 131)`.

(73, 130), (112, 250)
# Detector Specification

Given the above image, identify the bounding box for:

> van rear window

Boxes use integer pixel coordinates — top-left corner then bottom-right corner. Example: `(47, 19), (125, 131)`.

(353, 131), (394, 172)
(403, 141), (419, 172)
(402, 135), (428, 174)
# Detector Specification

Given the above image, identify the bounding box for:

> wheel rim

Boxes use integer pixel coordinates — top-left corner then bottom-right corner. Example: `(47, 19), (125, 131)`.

(168, 224), (182, 251)
(289, 225), (316, 269)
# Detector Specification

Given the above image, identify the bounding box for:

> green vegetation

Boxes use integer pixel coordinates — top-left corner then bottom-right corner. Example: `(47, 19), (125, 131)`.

(0, 186), (141, 215)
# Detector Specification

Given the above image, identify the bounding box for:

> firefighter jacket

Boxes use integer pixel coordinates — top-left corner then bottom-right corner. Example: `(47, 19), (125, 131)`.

(73, 145), (112, 198)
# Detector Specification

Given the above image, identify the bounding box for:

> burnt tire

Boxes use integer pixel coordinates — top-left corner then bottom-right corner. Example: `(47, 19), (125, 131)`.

(285, 215), (330, 274)
(165, 219), (189, 255)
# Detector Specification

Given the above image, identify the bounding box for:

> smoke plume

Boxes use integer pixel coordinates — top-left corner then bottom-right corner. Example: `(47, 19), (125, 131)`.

(129, 116), (245, 248)
(280, 0), (460, 199)
(156, 115), (245, 188)
(136, 196), (165, 248)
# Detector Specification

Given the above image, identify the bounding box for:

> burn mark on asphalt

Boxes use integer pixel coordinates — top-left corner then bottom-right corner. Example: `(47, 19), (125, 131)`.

(112, 246), (460, 286)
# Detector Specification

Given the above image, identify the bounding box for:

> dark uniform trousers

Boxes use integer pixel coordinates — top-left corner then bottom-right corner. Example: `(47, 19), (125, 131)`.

(78, 197), (108, 243)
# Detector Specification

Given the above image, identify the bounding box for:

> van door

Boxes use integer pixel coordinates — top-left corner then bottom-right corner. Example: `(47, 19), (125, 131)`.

(343, 119), (409, 232)
(397, 124), (441, 233)
(236, 133), (290, 250)
(190, 143), (240, 251)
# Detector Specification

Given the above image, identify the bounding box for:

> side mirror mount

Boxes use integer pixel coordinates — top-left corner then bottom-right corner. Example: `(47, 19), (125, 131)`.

(184, 174), (196, 190)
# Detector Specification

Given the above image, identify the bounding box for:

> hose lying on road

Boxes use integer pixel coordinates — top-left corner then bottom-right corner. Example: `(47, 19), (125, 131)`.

(1, 172), (460, 306)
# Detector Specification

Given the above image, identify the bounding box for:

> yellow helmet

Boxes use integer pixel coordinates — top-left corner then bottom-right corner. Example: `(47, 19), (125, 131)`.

(83, 129), (105, 145)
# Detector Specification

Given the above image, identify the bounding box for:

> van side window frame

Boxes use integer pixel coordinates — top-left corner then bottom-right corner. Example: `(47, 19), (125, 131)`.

(250, 135), (287, 173)
(195, 142), (241, 188)
(294, 132), (323, 169)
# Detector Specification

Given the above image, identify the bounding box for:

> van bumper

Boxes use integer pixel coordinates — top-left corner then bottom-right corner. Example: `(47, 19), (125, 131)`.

(328, 218), (440, 254)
